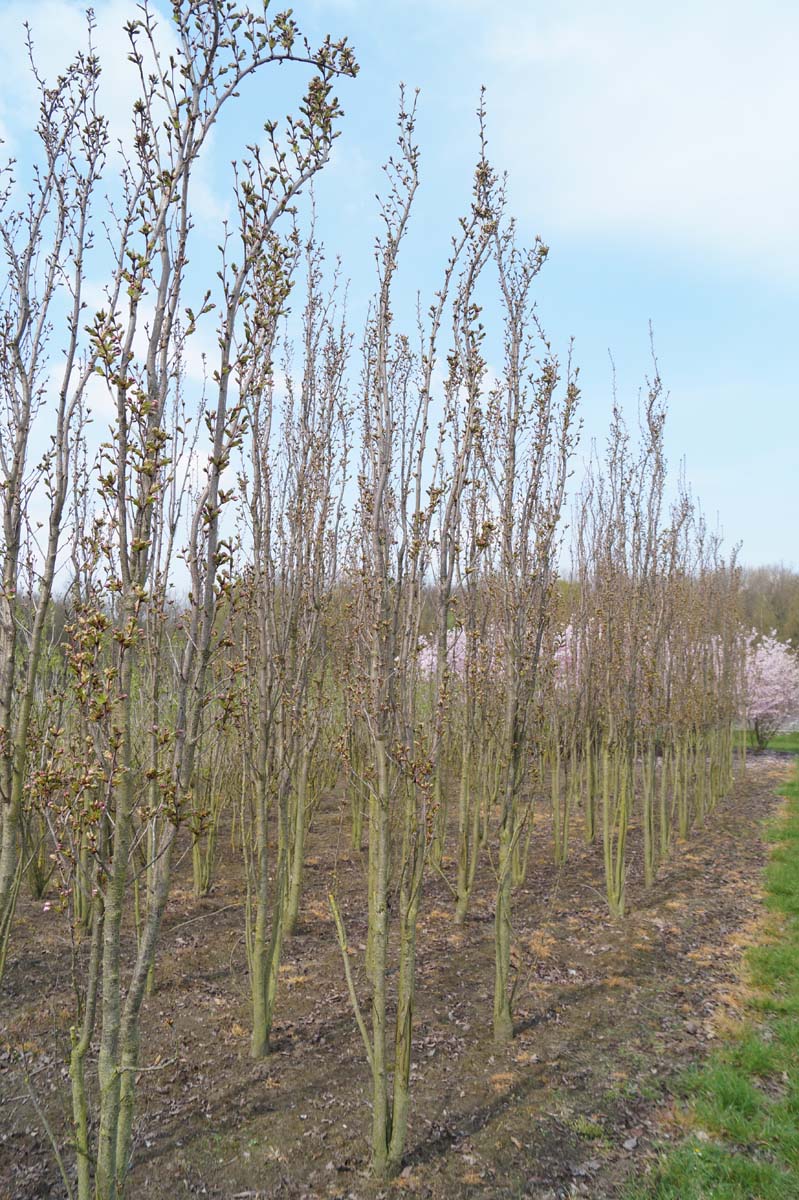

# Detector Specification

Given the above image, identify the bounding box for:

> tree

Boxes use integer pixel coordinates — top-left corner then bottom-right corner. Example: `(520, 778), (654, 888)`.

(745, 631), (799, 748)
(486, 221), (578, 1039)
(0, 19), (105, 979)
(1, 5), (356, 1197)
(239, 231), (349, 1057)
(739, 565), (799, 647)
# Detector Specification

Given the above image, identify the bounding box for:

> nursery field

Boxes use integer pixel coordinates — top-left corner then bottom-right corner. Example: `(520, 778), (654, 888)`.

(2, 5), (798, 1200)
(1, 756), (791, 1200)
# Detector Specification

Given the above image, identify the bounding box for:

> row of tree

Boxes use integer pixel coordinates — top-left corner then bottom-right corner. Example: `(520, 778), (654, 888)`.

(0, 4), (794, 1196)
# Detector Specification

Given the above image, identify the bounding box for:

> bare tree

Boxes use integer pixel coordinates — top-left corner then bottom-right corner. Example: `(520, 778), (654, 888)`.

(5, 6), (357, 1197)
(485, 223), (579, 1042)
(330, 95), (503, 1176)
(239, 229), (350, 1057)
(0, 21), (106, 979)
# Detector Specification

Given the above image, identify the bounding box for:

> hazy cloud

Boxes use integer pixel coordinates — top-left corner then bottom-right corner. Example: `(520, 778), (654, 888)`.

(0, 0), (177, 160)
(482, 1), (799, 274)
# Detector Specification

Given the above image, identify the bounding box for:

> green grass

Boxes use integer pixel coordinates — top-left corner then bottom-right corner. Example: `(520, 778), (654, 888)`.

(568, 1114), (606, 1139)
(746, 731), (799, 754)
(626, 772), (799, 1200)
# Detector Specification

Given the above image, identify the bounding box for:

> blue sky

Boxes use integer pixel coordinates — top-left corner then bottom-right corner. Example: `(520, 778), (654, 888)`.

(1, 0), (796, 568)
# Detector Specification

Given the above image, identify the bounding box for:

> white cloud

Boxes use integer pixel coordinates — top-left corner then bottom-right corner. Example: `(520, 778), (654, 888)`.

(0, 2), (238, 231)
(480, 1), (799, 274)
(0, 1), (176, 149)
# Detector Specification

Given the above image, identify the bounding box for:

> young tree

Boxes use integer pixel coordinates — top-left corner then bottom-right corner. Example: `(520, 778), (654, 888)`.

(331, 96), (498, 1176)
(5, 5), (356, 1197)
(239, 230), (349, 1057)
(745, 631), (799, 748)
(486, 224), (579, 1041)
(0, 23), (106, 979)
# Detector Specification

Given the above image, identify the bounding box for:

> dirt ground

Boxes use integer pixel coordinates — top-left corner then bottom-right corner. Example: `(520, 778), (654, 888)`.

(0, 755), (793, 1200)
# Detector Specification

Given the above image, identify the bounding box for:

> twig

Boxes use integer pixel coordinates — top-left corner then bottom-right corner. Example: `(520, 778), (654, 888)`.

(120, 1055), (177, 1075)
(427, 849), (459, 900)
(328, 891), (374, 1071)
(168, 902), (243, 935)
(21, 1047), (75, 1200)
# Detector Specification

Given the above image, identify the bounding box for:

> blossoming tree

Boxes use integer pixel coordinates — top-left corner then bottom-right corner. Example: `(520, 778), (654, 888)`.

(745, 631), (799, 748)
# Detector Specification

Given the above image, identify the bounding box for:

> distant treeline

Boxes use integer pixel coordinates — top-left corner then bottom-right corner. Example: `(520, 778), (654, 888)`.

(739, 566), (799, 647)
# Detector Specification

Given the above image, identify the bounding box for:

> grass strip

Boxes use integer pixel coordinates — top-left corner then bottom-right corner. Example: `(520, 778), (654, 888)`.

(747, 731), (799, 755)
(627, 770), (799, 1199)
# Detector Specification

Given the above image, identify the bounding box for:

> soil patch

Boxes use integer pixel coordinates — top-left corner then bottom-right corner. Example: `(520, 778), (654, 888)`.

(1, 757), (791, 1200)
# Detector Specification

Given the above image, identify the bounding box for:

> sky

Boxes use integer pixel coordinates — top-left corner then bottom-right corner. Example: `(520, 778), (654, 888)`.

(0, 0), (796, 569)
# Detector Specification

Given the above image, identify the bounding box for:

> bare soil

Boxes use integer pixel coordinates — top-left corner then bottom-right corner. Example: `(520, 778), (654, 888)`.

(0, 756), (792, 1200)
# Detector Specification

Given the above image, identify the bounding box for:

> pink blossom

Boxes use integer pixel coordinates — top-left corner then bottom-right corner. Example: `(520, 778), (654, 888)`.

(745, 630), (799, 746)
(417, 629), (466, 677)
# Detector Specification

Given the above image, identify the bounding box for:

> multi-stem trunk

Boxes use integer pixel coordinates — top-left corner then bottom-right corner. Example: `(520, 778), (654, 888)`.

(387, 799), (424, 1174)
(642, 742), (656, 888)
(493, 808), (515, 1044)
(70, 895), (103, 1200)
(583, 730), (597, 843)
(114, 824), (178, 1193)
(551, 733), (565, 866)
(285, 745), (312, 937)
(454, 728), (481, 924)
(601, 738), (628, 918)
(493, 682), (524, 1043)
(94, 655), (136, 1200)
(658, 740), (672, 861)
(250, 720), (273, 1058)
(368, 736), (392, 1176)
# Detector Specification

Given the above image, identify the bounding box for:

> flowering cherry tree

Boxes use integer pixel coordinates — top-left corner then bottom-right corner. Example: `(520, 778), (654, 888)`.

(417, 628), (466, 677)
(745, 631), (799, 748)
